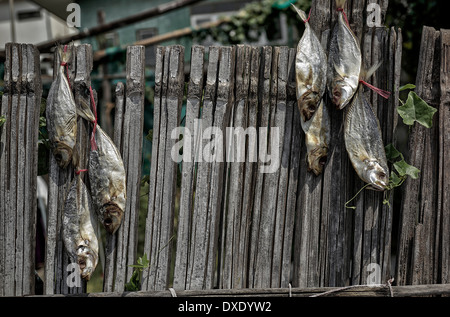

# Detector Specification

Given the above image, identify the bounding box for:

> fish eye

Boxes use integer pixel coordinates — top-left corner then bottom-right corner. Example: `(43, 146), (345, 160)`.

(104, 217), (113, 226)
(378, 172), (387, 179)
(319, 156), (327, 166)
(78, 260), (86, 269)
(55, 153), (62, 162)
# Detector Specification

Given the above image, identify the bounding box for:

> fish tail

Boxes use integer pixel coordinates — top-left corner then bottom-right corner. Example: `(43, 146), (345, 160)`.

(291, 4), (308, 23)
(58, 44), (72, 64)
(335, 0), (347, 9)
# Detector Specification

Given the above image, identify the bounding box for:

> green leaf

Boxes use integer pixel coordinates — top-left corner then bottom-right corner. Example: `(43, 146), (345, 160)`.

(393, 160), (420, 179)
(397, 91), (437, 128)
(0, 116), (5, 128)
(388, 171), (403, 188)
(385, 143), (402, 162)
(399, 84), (416, 91)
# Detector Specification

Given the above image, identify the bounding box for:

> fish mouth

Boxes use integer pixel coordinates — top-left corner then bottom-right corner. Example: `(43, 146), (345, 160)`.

(76, 245), (98, 280)
(102, 202), (124, 234)
(307, 148), (328, 176)
(53, 143), (73, 169)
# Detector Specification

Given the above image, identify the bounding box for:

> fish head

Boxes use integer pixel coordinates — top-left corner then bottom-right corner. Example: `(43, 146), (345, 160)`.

(76, 243), (98, 280)
(53, 142), (73, 169)
(101, 202), (124, 234)
(299, 91), (321, 121)
(363, 159), (389, 191)
(332, 83), (353, 109)
(307, 146), (328, 176)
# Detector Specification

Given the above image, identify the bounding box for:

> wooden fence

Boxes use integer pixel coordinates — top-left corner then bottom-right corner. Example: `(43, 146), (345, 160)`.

(0, 0), (449, 297)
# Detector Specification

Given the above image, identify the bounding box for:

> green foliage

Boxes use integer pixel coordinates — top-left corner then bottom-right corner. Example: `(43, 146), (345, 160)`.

(383, 143), (420, 206)
(0, 116), (5, 128)
(125, 254), (150, 291)
(397, 87), (437, 128)
(192, 0), (310, 45)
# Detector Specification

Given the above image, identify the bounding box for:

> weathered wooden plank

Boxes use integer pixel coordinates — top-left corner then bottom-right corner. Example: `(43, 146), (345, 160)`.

(221, 44), (251, 289)
(439, 29), (450, 285)
(173, 45), (205, 289)
(249, 46), (272, 288)
(280, 48), (301, 288)
(396, 26), (441, 286)
(187, 46), (220, 290)
(205, 46), (235, 289)
(253, 46), (279, 289)
(271, 46), (289, 288)
(144, 46), (170, 291)
(142, 46), (164, 292)
(110, 46), (145, 291)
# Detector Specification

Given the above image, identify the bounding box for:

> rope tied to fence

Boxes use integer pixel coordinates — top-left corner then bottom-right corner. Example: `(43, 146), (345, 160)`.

(360, 79), (391, 99)
(61, 45), (72, 90)
(89, 86), (98, 151)
(336, 7), (350, 27)
(75, 169), (88, 175)
(303, 9), (312, 24)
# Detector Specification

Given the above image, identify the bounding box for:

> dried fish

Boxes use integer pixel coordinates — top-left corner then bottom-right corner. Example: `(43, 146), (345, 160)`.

(46, 45), (77, 168)
(327, 0), (361, 109)
(88, 125), (126, 234)
(63, 175), (99, 280)
(46, 45), (96, 169)
(292, 4), (328, 122)
(344, 86), (389, 191)
(302, 99), (330, 175)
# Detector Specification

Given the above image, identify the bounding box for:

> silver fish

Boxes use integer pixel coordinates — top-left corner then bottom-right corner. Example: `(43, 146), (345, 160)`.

(88, 125), (126, 234)
(46, 45), (77, 168)
(344, 86), (389, 191)
(46, 45), (96, 168)
(292, 4), (328, 122)
(63, 176), (99, 280)
(302, 99), (330, 175)
(327, 0), (361, 109)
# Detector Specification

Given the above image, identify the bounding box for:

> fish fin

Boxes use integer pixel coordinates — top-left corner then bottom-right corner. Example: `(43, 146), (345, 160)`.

(360, 60), (383, 81)
(77, 99), (96, 122)
(291, 4), (308, 23)
(72, 146), (79, 169)
(335, 0), (347, 9)
(334, 64), (347, 80)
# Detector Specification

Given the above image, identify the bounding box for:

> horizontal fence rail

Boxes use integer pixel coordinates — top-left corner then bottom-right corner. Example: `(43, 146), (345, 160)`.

(0, 0), (449, 297)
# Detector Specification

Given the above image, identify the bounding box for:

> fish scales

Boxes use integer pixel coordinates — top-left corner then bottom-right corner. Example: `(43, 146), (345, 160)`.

(344, 86), (389, 191)
(302, 99), (331, 175)
(63, 176), (99, 280)
(46, 46), (78, 168)
(327, 0), (361, 109)
(88, 125), (126, 234)
(292, 5), (328, 122)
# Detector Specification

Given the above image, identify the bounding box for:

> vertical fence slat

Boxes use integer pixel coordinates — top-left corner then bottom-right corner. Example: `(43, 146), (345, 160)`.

(271, 46), (289, 288)
(205, 46), (235, 289)
(439, 29), (450, 285)
(222, 44), (250, 289)
(188, 46), (220, 290)
(173, 45), (205, 289)
(249, 46), (272, 288)
(142, 46), (164, 291)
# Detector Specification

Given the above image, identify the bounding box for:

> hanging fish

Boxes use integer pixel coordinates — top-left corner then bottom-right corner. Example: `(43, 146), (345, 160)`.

(88, 125), (126, 234)
(46, 44), (96, 169)
(63, 175), (99, 280)
(292, 4), (328, 122)
(327, 0), (361, 109)
(344, 85), (389, 191)
(302, 99), (330, 175)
